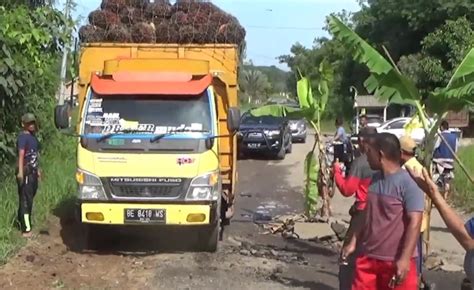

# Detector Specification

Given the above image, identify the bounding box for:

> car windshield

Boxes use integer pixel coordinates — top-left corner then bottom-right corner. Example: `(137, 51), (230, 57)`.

(83, 92), (212, 135)
(241, 114), (284, 125)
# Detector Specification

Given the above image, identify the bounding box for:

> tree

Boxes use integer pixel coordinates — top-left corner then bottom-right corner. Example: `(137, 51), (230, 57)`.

(328, 14), (474, 253)
(250, 61), (335, 218)
(239, 69), (271, 105)
(0, 5), (71, 176)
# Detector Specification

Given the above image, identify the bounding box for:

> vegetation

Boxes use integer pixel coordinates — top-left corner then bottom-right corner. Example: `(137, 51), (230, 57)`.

(453, 145), (474, 212)
(278, 0), (474, 120)
(251, 61), (334, 218)
(0, 2), (76, 263)
(238, 69), (271, 105)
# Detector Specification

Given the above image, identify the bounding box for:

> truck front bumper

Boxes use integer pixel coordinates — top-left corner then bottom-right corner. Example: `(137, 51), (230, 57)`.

(79, 202), (218, 226)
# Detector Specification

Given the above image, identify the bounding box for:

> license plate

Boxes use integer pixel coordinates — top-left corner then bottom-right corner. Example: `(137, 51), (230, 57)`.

(247, 143), (261, 149)
(124, 208), (166, 223)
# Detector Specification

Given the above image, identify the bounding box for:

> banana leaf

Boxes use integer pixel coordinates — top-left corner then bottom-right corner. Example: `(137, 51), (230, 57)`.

(327, 15), (420, 106)
(304, 151), (319, 217)
(428, 48), (474, 114)
(316, 60), (332, 112)
(297, 77), (313, 109)
(250, 104), (315, 121)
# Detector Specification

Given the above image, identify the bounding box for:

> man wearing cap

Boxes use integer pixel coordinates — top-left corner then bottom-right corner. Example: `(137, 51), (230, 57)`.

(16, 113), (41, 237)
(399, 135), (430, 289)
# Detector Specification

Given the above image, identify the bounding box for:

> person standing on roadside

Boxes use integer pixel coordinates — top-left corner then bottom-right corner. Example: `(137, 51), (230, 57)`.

(407, 167), (474, 290)
(399, 136), (431, 289)
(334, 127), (378, 290)
(16, 113), (41, 238)
(344, 133), (424, 290)
(359, 114), (368, 131)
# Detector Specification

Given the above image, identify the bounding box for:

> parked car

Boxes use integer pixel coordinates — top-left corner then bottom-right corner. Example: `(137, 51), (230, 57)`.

(238, 112), (292, 160)
(376, 117), (425, 143)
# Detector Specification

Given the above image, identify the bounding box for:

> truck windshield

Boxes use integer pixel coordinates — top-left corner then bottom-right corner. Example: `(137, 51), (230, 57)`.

(83, 91), (212, 136)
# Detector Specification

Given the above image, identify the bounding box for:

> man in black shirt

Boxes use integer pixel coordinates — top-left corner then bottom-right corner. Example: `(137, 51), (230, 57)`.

(16, 113), (41, 237)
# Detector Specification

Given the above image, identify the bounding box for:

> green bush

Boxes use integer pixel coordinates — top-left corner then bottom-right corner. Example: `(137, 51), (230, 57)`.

(0, 136), (76, 264)
(0, 5), (70, 177)
(453, 145), (474, 212)
(0, 5), (75, 263)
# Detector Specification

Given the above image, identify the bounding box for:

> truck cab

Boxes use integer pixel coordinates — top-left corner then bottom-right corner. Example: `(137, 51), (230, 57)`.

(55, 44), (240, 252)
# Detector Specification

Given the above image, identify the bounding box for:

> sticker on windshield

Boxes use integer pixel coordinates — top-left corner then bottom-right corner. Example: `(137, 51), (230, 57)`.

(190, 123), (203, 131)
(88, 107), (103, 113)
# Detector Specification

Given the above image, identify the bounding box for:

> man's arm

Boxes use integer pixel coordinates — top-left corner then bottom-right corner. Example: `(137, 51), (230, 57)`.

(17, 136), (26, 180)
(17, 149), (25, 179)
(408, 167), (474, 250)
(395, 177), (424, 284)
(431, 187), (474, 250)
(334, 159), (361, 196)
(399, 211), (423, 261)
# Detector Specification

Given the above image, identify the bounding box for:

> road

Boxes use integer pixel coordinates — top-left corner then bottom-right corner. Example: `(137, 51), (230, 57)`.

(0, 136), (465, 289)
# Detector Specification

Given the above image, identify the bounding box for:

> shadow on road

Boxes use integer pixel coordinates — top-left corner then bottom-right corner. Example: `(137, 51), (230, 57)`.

(53, 197), (215, 256)
(270, 274), (335, 290)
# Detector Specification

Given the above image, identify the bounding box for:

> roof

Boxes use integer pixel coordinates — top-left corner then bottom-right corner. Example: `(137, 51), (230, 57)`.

(354, 95), (387, 108)
(90, 73), (212, 96)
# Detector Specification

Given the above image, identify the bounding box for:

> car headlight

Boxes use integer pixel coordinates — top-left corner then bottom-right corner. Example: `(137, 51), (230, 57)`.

(76, 169), (107, 200)
(264, 130), (280, 137)
(186, 171), (221, 201)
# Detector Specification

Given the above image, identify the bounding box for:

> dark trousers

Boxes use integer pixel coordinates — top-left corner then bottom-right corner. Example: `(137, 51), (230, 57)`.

(17, 172), (38, 233)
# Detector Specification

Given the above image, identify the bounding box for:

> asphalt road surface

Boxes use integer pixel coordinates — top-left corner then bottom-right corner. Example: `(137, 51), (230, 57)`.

(0, 136), (465, 289)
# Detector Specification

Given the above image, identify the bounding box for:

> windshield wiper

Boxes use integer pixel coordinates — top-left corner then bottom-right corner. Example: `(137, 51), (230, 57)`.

(96, 129), (143, 142)
(150, 128), (210, 143)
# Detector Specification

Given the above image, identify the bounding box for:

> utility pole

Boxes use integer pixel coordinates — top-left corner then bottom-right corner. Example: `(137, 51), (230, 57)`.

(58, 0), (71, 106)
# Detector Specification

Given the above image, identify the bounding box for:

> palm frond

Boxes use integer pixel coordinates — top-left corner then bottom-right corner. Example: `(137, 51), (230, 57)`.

(327, 15), (420, 106)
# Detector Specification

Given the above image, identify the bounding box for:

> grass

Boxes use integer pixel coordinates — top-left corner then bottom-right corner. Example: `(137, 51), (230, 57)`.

(0, 135), (76, 264)
(453, 145), (474, 212)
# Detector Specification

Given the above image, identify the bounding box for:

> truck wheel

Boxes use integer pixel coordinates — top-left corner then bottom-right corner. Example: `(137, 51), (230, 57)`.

(301, 136), (307, 143)
(286, 139), (293, 154)
(198, 223), (219, 252)
(79, 223), (99, 251)
(276, 145), (286, 160)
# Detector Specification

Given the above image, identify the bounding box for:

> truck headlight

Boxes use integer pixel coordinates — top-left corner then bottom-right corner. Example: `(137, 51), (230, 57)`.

(186, 171), (221, 201)
(76, 169), (107, 200)
(264, 130), (280, 137)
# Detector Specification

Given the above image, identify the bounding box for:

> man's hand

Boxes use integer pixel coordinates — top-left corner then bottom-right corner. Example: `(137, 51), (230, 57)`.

(37, 169), (42, 181)
(395, 257), (411, 285)
(333, 158), (341, 171)
(16, 172), (24, 182)
(406, 167), (438, 198)
(340, 235), (356, 264)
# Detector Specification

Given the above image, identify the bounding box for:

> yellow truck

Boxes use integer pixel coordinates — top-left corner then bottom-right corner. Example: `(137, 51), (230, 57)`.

(54, 43), (240, 251)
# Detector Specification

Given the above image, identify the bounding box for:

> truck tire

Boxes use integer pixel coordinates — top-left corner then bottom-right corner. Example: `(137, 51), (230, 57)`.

(79, 223), (99, 251)
(286, 138), (293, 154)
(276, 145), (286, 160)
(198, 223), (219, 252)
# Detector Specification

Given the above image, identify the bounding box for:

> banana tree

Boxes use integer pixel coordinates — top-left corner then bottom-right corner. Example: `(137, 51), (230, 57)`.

(250, 61), (334, 219)
(327, 15), (474, 253)
(327, 15), (474, 166)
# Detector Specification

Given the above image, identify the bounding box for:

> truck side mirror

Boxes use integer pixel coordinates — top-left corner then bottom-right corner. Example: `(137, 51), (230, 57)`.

(54, 104), (71, 129)
(227, 107), (240, 133)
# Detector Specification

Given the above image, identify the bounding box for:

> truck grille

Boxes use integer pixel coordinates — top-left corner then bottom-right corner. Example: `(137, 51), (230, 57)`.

(106, 177), (188, 199)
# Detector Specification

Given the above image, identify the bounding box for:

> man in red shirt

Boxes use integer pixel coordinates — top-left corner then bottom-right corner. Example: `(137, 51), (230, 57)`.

(345, 133), (424, 290)
(334, 126), (377, 290)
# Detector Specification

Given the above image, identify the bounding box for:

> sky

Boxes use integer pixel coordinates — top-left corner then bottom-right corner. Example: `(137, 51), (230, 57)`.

(64, 0), (361, 70)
